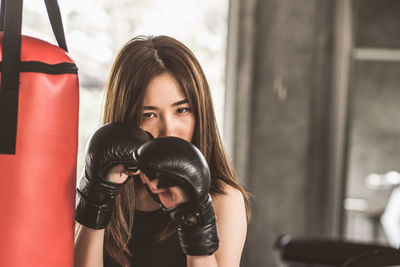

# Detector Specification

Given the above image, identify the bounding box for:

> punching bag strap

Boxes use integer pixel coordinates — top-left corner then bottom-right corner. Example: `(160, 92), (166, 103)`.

(0, 0), (23, 154)
(0, 0), (5, 31)
(0, 0), (68, 154)
(0, 0), (67, 50)
(44, 0), (68, 52)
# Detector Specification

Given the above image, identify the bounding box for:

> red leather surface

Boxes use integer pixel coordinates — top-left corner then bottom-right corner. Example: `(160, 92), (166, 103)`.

(0, 35), (79, 266)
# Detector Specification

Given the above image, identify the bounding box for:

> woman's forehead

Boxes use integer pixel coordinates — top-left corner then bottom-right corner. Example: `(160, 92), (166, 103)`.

(143, 73), (187, 106)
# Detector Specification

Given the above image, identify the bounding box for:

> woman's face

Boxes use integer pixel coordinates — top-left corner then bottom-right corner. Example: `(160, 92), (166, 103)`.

(139, 72), (195, 207)
(139, 72), (195, 142)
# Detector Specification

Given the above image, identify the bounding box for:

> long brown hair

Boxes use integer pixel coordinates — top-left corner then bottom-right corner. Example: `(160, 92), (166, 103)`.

(102, 35), (251, 266)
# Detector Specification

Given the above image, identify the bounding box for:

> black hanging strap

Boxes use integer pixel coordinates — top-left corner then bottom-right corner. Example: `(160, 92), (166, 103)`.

(0, 0), (5, 31)
(0, 0), (67, 50)
(0, 0), (23, 154)
(44, 0), (68, 52)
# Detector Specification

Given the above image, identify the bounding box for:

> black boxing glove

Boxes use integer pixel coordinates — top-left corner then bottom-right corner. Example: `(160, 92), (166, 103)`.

(75, 122), (151, 229)
(137, 137), (219, 256)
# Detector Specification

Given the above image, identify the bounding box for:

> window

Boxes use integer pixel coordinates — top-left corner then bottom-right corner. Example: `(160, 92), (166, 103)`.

(23, 0), (229, 177)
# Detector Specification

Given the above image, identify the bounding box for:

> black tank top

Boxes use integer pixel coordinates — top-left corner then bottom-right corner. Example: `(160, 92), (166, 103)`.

(104, 208), (186, 267)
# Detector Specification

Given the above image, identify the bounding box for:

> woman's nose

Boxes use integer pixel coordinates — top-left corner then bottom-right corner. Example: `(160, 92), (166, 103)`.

(159, 116), (174, 137)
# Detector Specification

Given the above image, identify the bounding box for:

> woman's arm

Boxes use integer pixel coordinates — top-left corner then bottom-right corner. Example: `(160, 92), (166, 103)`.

(74, 124), (151, 267)
(187, 185), (247, 267)
(74, 164), (136, 267)
(74, 226), (105, 267)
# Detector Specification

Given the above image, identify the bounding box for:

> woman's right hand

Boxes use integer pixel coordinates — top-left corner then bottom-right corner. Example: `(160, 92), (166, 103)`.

(75, 122), (151, 229)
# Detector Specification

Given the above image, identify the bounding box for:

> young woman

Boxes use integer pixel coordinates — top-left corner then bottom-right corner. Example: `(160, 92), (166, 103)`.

(74, 35), (251, 267)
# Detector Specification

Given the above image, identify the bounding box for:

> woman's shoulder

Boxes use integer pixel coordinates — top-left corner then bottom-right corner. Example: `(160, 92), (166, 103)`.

(212, 183), (246, 215)
(211, 183), (247, 264)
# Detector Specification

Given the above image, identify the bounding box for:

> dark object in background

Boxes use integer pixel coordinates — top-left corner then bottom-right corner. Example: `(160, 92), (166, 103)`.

(275, 235), (399, 267)
(342, 249), (400, 267)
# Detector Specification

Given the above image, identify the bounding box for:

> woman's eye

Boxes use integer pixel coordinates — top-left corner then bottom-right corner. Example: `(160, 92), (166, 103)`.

(143, 112), (155, 119)
(176, 107), (191, 114)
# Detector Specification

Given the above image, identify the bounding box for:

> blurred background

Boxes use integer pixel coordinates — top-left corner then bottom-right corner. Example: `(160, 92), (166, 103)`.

(22, 0), (228, 178)
(22, 0), (400, 266)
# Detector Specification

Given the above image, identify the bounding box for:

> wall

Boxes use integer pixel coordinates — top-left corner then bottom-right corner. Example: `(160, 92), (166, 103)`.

(225, 0), (338, 266)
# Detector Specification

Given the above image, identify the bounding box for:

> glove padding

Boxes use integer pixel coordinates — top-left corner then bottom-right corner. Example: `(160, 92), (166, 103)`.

(137, 137), (219, 255)
(75, 122), (151, 229)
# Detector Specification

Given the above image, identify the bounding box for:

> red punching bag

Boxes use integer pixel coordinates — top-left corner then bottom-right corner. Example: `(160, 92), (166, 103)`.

(0, 0), (78, 266)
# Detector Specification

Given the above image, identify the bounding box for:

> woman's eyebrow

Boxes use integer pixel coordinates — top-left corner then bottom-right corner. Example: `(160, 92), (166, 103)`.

(171, 99), (189, 107)
(143, 99), (189, 110)
(143, 105), (158, 110)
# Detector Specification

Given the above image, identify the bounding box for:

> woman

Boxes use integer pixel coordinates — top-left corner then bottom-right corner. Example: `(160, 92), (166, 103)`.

(74, 35), (251, 267)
